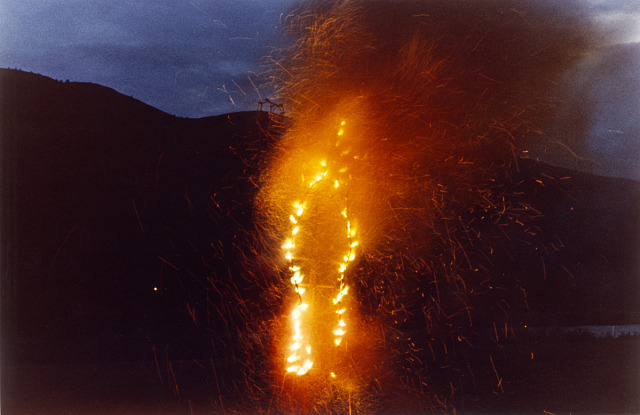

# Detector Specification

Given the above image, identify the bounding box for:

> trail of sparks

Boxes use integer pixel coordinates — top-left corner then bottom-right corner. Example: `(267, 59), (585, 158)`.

(246, 1), (610, 411)
(283, 120), (358, 376)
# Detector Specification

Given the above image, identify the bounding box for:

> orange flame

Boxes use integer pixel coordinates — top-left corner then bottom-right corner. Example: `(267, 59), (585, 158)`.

(282, 120), (359, 376)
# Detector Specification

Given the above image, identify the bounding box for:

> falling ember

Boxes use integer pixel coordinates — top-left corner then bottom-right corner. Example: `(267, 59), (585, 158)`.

(282, 120), (359, 376)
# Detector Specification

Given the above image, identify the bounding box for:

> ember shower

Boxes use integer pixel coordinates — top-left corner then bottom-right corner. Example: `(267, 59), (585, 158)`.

(235, 0), (609, 412)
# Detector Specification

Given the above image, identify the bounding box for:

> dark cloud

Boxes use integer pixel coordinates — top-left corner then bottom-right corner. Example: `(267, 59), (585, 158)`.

(0, 0), (293, 116)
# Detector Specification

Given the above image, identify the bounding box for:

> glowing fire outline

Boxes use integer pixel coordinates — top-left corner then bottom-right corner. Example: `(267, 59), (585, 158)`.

(283, 120), (358, 376)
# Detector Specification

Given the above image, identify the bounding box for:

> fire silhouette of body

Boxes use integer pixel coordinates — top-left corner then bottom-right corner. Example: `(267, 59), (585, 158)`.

(249, 0), (609, 412)
(283, 122), (357, 376)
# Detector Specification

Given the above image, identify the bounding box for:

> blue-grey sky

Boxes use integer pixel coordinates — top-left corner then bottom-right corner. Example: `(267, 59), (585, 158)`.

(0, 0), (297, 117)
(0, 0), (638, 179)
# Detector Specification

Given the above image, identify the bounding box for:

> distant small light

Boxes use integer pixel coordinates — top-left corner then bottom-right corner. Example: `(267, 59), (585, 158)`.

(153, 287), (158, 291)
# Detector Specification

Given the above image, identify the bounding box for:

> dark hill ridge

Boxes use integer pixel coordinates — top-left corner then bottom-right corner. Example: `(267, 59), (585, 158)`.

(1, 69), (639, 367)
(1, 68), (170, 121)
(1, 68), (280, 364)
(500, 158), (640, 325)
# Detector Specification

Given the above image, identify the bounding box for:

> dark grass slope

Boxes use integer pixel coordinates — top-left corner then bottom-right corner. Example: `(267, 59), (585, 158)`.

(496, 159), (640, 326)
(1, 68), (280, 365)
(1, 69), (639, 413)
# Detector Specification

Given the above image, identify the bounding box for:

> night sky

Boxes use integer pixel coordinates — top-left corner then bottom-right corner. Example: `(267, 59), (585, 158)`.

(1, 0), (639, 180)
(0, 0), (297, 117)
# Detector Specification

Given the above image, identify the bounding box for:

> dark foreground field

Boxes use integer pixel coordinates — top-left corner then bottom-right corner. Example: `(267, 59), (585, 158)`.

(3, 334), (638, 414)
(492, 334), (639, 414)
(2, 69), (639, 414)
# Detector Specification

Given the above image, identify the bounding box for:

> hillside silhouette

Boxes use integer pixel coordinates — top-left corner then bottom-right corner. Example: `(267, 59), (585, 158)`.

(2, 68), (639, 364)
(1, 68), (281, 364)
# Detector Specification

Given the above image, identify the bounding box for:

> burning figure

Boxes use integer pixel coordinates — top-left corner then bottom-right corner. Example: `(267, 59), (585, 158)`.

(282, 133), (358, 376)
(251, 0), (607, 412)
